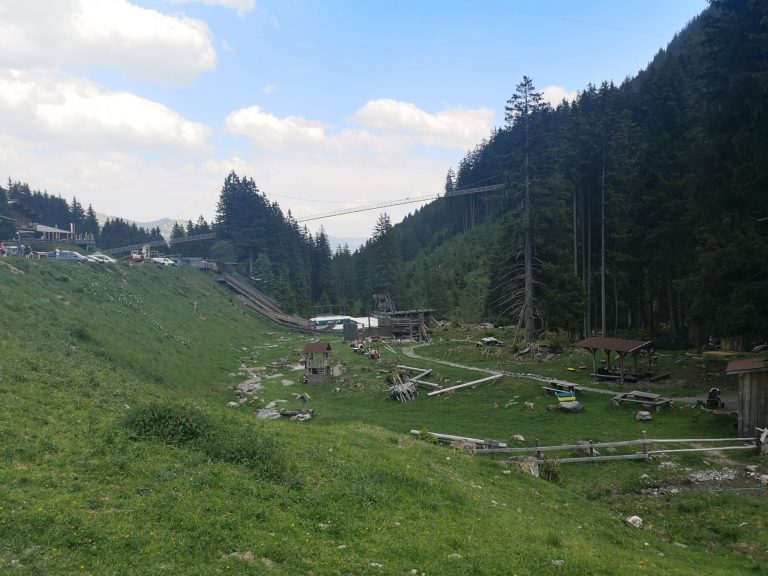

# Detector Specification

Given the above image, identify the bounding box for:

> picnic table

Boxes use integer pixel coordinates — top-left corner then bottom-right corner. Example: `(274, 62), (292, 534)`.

(542, 381), (583, 396)
(612, 390), (673, 411)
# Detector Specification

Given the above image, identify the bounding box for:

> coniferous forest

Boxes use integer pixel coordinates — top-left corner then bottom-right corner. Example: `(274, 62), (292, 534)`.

(1, 0), (766, 349)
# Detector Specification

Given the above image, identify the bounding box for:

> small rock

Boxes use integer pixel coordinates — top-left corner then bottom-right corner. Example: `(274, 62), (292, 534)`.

(524, 402), (537, 412)
(511, 434), (526, 442)
(745, 464), (758, 473)
(552, 560), (565, 566)
(370, 562), (383, 568)
(673, 542), (687, 549)
(626, 515), (643, 529)
(226, 401), (240, 408)
(448, 553), (463, 560)
(636, 411), (653, 421)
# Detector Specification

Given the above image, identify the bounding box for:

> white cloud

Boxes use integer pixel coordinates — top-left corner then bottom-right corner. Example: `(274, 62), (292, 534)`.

(226, 99), (494, 154)
(0, 0), (216, 84)
(0, 69), (211, 153)
(541, 85), (578, 107)
(261, 85), (278, 94)
(350, 99), (494, 149)
(225, 106), (331, 150)
(168, 0), (256, 17)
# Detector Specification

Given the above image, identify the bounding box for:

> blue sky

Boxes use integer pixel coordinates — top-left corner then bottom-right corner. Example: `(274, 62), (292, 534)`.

(0, 0), (705, 240)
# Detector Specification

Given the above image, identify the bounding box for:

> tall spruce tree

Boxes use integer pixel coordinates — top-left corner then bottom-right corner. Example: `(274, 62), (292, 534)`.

(504, 76), (549, 344)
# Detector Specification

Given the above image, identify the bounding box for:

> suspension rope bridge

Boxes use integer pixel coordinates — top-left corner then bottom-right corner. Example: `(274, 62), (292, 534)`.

(295, 183), (507, 222)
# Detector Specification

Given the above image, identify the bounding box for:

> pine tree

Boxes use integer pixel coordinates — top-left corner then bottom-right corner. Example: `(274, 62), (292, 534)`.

(504, 76), (549, 344)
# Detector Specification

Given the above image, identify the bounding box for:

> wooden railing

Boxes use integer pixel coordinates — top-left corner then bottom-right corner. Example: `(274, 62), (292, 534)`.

(473, 432), (761, 463)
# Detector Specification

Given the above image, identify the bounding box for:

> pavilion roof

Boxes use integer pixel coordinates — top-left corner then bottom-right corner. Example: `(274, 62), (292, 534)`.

(304, 341), (331, 354)
(575, 337), (653, 354)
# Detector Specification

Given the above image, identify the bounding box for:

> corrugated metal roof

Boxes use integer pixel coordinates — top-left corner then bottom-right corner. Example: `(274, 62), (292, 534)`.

(35, 224), (71, 234)
(575, 337), (653, 354)
(304, 341), (331, 353)
(725, 357), (768, 375)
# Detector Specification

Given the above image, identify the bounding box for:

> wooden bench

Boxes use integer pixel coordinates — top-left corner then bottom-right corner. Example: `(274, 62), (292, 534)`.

(542, 384), (582, 396)
(612, 391), (673, 411)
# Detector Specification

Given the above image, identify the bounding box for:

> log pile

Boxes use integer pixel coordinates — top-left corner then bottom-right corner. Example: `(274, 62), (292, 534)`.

(386, 370), (419, 403)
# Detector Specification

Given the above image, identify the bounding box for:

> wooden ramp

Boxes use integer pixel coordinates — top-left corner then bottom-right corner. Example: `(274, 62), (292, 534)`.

(220, 273), (333, 334)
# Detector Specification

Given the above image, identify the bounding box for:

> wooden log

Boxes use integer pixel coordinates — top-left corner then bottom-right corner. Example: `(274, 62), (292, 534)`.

(427, 374), (503, 396)
(396, 365), (432, 375)
(647, 445), (755, 455)
(474, 438), (647, 454)
(410, 379), (442, 389)
(409, 430), (507, 448)
(545, 453), (649, 464)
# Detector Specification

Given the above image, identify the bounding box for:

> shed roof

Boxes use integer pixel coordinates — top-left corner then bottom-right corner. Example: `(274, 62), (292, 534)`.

(36, 224), (72, 234)
(304, 341), (331, 353)
(725, 357), (768, 375)
(575, 337), (653, 354)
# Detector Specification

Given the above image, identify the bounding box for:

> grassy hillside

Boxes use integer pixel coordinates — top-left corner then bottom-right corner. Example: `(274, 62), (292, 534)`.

(0, 258), (765, 575)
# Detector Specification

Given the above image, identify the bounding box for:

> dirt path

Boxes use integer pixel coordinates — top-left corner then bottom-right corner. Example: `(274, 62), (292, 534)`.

(403, 346), (722, 402)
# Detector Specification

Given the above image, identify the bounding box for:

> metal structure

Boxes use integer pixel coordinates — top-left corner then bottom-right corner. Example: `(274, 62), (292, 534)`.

(220, 273), (334, 334)
(296, 183), (506, 223)
(104, 232), (216, 256)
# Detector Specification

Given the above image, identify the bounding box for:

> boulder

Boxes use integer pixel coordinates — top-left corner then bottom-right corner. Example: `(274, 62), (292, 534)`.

(559, 401), (583, 413)
(508, 457), (539, 478)
(635, 411), (653, 421)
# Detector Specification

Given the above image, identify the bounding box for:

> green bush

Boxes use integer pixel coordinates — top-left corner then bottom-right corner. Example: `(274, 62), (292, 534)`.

(417, 427), (438, 444)
(539, 330), (570, 354)
(539, 458), (562, 483)
(124, 402), (211, 444)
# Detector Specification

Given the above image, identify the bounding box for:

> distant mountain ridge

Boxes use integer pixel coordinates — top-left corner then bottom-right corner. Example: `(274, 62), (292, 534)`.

(96, 214), (182, 240)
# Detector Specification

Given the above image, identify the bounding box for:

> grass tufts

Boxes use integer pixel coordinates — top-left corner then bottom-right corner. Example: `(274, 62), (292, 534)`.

(124, 402), (211, 444)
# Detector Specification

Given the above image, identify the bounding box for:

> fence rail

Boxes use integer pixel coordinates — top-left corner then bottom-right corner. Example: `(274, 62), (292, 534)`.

(474, 432), (761, 464)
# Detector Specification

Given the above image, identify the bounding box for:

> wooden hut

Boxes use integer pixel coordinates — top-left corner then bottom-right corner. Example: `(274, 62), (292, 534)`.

(725, 357), (768, 437)
(304, 341), (332, 385)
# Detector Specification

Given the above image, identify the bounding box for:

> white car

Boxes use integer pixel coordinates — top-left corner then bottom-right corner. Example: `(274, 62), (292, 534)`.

(90, 252), (117, 263)
(151, 257), (177, 266)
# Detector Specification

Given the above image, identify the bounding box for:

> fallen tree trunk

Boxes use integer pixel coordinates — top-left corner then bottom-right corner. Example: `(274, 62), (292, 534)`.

(409, 430), (507, 448)
(427, 374), (503, 396)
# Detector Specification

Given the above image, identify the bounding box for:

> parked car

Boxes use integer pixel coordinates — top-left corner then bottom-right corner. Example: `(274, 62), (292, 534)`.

(52, 250), (90, 262)
(89, 253), (117, 263)
(150, 257), (177, 266)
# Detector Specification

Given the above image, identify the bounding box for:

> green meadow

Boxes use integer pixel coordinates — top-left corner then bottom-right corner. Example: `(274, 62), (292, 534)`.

(0, 258), (765, 575)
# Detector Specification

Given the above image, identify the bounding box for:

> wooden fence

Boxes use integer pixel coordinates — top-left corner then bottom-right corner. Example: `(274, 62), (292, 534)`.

(474, 431), (762, 464)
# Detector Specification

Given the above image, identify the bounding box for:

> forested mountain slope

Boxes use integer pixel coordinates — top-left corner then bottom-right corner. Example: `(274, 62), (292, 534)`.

(354, 0), (767, 348)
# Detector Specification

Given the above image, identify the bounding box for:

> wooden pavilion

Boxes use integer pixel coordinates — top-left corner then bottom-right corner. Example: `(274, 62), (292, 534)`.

(575, 337), (654, 384)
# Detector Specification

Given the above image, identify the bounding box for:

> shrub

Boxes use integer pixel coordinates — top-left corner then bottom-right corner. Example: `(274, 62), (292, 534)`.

(539, 458), (562, 483)
(417, 428), (438, 444)
(124, 402), (211, 444)
(538, 330), (570, 354)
